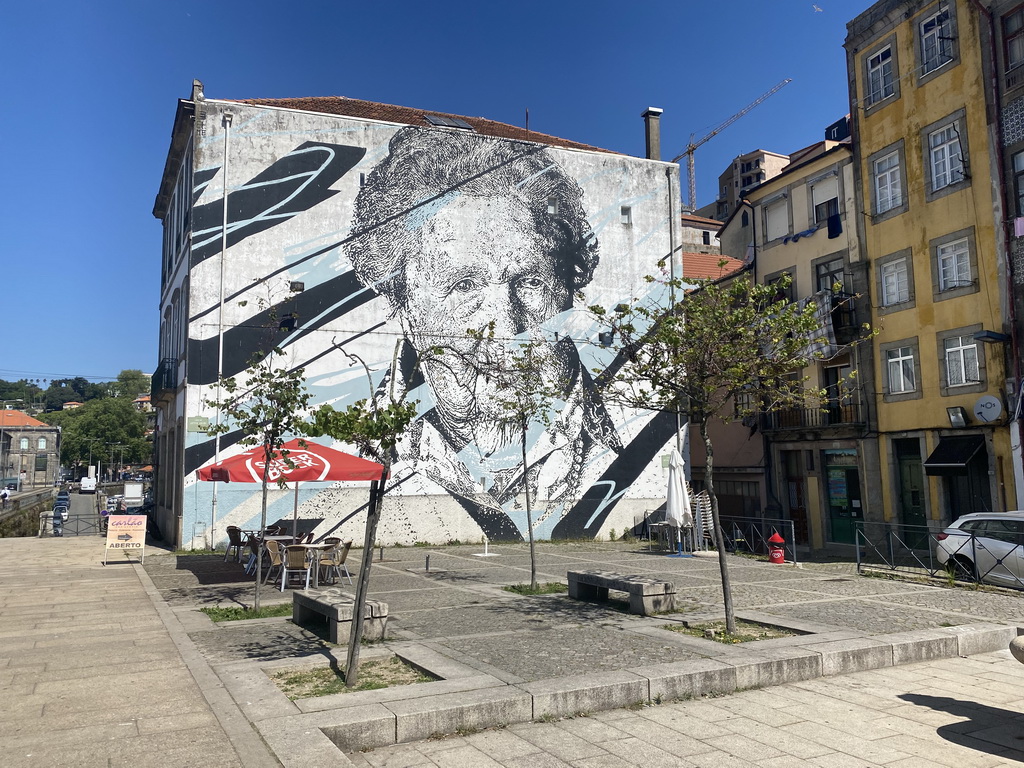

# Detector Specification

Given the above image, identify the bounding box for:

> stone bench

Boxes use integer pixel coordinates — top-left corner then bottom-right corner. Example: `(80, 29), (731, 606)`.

(567, 570), (675, 615)
(292, 587), (389, 644)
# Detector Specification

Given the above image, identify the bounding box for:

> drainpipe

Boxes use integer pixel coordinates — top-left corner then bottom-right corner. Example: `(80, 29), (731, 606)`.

(212, 111), (233, 548)
(968, 0), (1023, 508)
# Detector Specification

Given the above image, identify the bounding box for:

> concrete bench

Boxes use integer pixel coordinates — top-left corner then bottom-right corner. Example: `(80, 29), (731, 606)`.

(567, 570), (675, 615)
(292, 587), (389, 644)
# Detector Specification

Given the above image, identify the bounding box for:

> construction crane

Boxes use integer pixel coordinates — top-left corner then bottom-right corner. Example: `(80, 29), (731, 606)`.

(671, 78), (792, 211)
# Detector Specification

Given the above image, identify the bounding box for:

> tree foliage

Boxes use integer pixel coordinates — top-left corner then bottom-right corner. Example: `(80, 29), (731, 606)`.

(592, 268), (866, 632)
(205, 347), (314, 612)
(39, 397), (149, 468)
(302, 343), (418, 687)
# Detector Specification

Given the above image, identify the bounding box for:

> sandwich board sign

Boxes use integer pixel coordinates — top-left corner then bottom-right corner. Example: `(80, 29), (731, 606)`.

(104, 515), (146, 564)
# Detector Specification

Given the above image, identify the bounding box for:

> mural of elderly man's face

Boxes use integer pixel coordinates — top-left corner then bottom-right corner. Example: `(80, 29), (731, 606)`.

(398, 194), (574, 452)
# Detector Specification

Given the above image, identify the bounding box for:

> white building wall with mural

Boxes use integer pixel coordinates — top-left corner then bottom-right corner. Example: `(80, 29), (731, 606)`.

(155, 89), (683, 548)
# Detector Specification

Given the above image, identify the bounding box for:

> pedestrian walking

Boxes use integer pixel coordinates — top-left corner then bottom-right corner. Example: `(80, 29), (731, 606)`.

(0, 487), (9, 510)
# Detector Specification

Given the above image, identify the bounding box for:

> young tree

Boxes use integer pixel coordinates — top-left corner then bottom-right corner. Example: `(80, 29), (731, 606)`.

(456, 325), (566, 591)
(304, 342), (418, 687)
(592, 270), (863, 633)
(205, 347), (314, 612)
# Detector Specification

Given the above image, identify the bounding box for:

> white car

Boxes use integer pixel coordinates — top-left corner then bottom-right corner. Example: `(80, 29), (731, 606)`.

(935, 512), (1024, 588)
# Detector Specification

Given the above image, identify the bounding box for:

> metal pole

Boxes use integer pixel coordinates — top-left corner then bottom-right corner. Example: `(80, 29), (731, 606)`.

(212, 111), (233, 550)
(666, 167), (683, 453)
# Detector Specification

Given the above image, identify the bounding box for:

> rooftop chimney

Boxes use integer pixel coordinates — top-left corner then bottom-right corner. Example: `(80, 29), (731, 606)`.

(642, 107), (663, 161)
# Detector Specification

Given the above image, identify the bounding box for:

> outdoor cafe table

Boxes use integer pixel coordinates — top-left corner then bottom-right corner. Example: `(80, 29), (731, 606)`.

(292, 543), (333, 588)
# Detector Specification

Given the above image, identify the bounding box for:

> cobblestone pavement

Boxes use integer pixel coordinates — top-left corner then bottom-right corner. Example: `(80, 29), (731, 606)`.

(347, 649), (1024, 767)
(142, 541), (1024, 681)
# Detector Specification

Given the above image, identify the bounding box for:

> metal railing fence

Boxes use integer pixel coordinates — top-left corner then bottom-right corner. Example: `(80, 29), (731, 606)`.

(854, 521), (1024, 589)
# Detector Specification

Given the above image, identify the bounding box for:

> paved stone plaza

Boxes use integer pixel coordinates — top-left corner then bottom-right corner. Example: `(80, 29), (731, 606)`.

(3, 536), (1023, 766)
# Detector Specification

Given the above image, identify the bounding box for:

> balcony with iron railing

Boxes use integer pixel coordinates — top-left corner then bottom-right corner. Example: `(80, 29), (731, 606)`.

(151, 358), (179, 403)
(762, 400), (864, 431)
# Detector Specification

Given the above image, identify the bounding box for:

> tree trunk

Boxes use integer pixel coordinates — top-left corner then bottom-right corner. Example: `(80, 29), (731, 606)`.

(521, 414), (537, 590)
(700, 419), (735, 634)
(345, 462), (389, 687)
(254, 443), (271, 612)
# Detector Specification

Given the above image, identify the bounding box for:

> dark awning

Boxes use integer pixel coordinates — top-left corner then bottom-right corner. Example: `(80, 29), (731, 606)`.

(923, 435), (985, 476)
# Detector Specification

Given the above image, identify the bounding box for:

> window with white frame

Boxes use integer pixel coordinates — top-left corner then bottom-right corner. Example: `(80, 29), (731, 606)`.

(765, 198), (788, 241)
(874, 151), (902, 213)
(1006, 8), (1024, 77)
(867, 46), (895, 104)
(929, 122), (964, 191)
(937, 237), (970, 290)
(886, 347), (916, 393)
(37, 438), (46, 450)
(920, 4), (954, 74)
(881, 258), (909, 305)
(944, 335), (979, 386)
(811, 175), (840, 224)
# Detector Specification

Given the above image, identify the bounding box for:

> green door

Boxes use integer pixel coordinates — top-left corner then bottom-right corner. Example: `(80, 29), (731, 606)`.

(895, 439), (927, 549)
(826, 450), (862, 545)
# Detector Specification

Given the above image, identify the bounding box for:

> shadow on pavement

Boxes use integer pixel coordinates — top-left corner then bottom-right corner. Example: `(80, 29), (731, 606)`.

(899, 693), (1024, 762)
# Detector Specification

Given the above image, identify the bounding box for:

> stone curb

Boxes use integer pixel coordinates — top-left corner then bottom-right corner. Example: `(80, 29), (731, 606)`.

(286, 620), (1019, 762)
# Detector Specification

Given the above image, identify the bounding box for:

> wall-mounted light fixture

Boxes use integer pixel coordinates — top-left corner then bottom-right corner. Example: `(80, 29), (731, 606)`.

(946, 406), (969, 428)
(973, 330), (1011, 344)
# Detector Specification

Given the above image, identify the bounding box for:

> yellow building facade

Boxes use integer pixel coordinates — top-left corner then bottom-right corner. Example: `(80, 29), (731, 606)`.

(847, 0), (1016, 528)
(720, 137), (881, 550)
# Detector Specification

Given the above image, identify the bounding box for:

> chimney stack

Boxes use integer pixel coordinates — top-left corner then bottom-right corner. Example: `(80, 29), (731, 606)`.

(642, 107), (663, 161)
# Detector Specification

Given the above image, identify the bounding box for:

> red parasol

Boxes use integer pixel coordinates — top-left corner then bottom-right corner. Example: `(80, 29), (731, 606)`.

(197, 439), (384, 484)
(197, 439), (385, 539)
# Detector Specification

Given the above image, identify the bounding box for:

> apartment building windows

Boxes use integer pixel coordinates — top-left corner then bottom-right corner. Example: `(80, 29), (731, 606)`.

(1006, 8), (1024, 87)
(930, 227), (978, 301)
(937, 238), (970, 291)
(862, 34), (900, 114)
(810, 174), (840, 224)
(815, 255), (845, 293)
(928, 123), (964, 191)
(868, 46), (894, 104)
(1013, 150), (1024, 213)
(873, 150), (903, 214)
(887, 346), (917, 394)
(944, 335), (979, 387)
(882, 259), (909, 305)
(880, 338), (921, 403)
(920, 4), (954, 75)
(764, 196), (789, 242)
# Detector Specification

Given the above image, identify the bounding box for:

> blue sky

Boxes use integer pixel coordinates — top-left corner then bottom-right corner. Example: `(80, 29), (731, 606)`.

(0, 0), (870, 385)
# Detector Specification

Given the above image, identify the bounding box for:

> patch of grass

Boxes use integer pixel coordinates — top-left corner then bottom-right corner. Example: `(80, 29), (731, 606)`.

(269, 656), (436, 700)
(665, 619), (800, 644)
(503, 582), (568, 596)
(201, 603), (293, 622)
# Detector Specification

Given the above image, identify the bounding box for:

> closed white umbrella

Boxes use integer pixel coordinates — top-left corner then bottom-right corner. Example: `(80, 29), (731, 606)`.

(666, 424), (693, 529)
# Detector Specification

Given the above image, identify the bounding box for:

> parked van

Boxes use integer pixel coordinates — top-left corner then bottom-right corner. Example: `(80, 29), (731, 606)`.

(79, 477), (97, 494)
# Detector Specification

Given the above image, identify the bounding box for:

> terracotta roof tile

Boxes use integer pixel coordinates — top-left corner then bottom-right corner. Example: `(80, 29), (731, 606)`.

(680, 252), (745, 281)
(680, 213), (723, 227)
(228, 96), (616, 154)
(0, 410), (47, 427)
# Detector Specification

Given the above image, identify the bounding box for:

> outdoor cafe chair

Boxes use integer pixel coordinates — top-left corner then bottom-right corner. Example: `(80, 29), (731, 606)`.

(243, 535), (267, 575)
(319, 540), (353, 585)
(224, 526), (245, 563)
(262, 540), (285, 585)
(279, 544), (313, 591)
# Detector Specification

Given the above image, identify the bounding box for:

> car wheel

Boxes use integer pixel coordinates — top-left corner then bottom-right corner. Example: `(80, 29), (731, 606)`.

(946, 556), (977, 581)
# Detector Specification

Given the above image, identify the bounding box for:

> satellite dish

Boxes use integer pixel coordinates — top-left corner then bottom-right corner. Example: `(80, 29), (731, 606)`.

(973, 395), (1002, 423)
